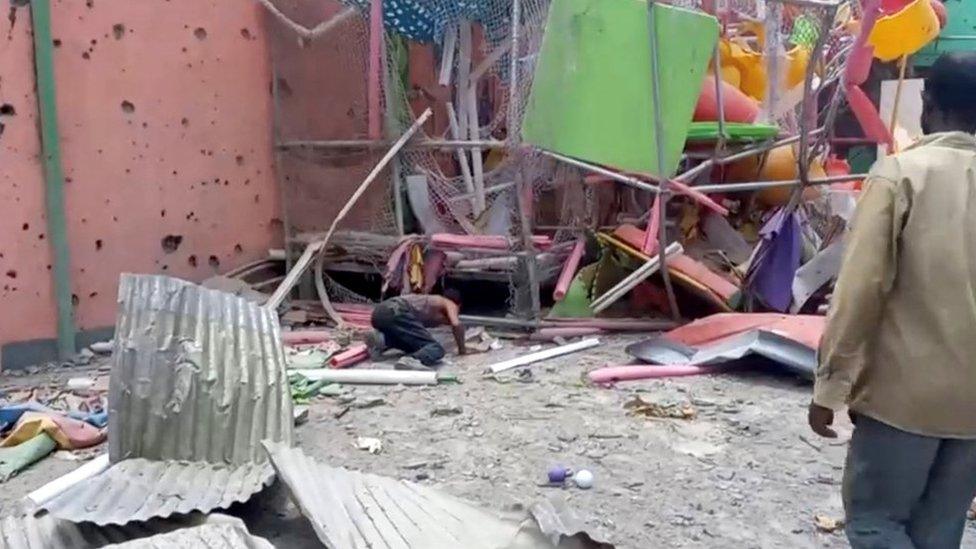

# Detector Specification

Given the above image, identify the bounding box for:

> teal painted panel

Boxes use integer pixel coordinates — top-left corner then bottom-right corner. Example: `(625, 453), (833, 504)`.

(916, 0), (976, 67)
(523, 0), (718, 177)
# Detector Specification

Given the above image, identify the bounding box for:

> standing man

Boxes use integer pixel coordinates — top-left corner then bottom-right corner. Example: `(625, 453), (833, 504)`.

(366, 290), (466, 370)
(810, 53), (976, 548)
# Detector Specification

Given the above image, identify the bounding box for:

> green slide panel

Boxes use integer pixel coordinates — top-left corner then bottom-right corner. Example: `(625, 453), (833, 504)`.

(523, 0), (718, 177)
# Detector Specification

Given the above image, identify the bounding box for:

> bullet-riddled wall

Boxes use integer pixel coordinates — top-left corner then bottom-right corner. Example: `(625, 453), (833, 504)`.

(0, 0), (283, 367)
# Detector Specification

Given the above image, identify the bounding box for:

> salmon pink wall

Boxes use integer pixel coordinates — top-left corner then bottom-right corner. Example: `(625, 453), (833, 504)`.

(0, 0), (282, 365)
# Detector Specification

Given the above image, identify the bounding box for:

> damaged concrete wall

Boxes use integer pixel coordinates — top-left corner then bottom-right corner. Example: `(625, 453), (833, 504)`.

(0, 0), (283, 365)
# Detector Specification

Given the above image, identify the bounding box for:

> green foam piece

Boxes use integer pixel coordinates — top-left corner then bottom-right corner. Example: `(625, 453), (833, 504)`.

(523, 0), (718, 177)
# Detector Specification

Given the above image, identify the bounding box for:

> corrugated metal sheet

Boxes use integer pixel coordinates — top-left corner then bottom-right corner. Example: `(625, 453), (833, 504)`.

(109, 274), (293, 464)
(39, 459), (273, 526)
(0, 507), (204, 549)
(38, 275), (293, 526)
(103, 516), (274, 549)
(263, 442), (614, 549)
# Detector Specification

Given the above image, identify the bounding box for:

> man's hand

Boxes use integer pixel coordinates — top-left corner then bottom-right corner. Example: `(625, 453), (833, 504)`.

(808, 402), (838, 438)
(453, 325), (467, 355)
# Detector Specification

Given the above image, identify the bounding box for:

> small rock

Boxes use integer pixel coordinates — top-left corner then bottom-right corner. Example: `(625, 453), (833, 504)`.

(415, 472), (430, 481)
(431, 404), (463, 417)
(813, 514), (844, 533)
(354, 397), (387, 409)
(89, 341), (113, 354)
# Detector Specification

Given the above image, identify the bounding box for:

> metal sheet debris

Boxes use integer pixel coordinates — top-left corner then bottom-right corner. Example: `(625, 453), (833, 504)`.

(102, 516), (274, 549)
(40, 459), (273, 526)
(0, 506), (208, 549)
(263, 441), (614, 549)
(109, 274), (293, 464)
(39, 275), (293, 526)
(628, 330), (816, 381)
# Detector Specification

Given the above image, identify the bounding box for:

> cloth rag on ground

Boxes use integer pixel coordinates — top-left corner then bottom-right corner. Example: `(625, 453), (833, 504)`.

(0, 411), (106, 450)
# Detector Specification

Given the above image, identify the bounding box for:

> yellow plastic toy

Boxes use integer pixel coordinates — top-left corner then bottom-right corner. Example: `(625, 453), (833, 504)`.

(868, 0), (940, 62)
(715, 37), (811, 101)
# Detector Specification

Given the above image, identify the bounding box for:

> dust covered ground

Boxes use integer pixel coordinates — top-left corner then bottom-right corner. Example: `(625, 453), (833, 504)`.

(4, 335), (976, 548)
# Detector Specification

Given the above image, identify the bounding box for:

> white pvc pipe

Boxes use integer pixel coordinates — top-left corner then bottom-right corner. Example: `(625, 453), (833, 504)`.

(297, 369), (439, 385)
(28, 453), (109, 507)
(488, 338), (601, 374)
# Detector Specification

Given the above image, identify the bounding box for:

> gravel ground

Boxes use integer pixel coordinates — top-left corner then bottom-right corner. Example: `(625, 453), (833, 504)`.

(3, 336), (976, 548)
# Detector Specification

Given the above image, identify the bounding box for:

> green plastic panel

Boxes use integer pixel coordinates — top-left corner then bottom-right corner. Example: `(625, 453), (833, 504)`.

(523, 0), (718, 177)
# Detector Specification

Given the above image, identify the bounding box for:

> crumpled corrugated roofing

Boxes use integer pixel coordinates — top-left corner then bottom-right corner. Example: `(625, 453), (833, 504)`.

(0, 506), (219, 549)
(109, 274), (293, 464)
(263, 441), (614, 549)
(39, 275), (293, 526)
(38, 459), (273, 526)
(102, 516), (274, 549)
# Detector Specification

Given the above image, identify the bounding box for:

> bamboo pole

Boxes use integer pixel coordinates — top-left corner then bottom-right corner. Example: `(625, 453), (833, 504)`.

(268, 109), (433, 317)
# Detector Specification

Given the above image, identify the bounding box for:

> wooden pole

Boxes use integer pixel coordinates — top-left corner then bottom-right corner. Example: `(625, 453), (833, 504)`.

(887, 54), (908, 154)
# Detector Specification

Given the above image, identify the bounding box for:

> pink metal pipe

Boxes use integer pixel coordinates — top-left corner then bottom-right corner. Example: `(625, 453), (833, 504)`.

(553, 238), (585, 301)
(668, 180), (729, 216)
(330, 344), (369, 369)
(588, 364), (723, 384)
(845, 0), (881, 86)
(282, 330), (333, 345)
(431, 233), (552, 250)
(367, 0), (383, 139)
(641, 196), (661, 255)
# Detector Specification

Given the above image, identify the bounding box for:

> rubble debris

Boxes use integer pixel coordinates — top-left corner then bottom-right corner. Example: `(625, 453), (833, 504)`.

(589, 364), (726, 385)
(263, 441), (614, 548)
(286, 343), (341, 370)
(354, 436), (384, 455)
(488, 338), (602, 374)
(813, 514), (845, 534)
(624, 396), (697, 420)
(38, 274), (293, 525)
(464, 326), (501, 353)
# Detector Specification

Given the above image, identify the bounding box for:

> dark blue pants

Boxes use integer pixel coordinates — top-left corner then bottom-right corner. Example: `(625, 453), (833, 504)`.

(844, 415), (976, 549)
(370, 299), (445, 366)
